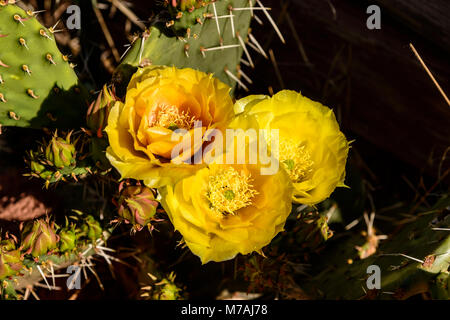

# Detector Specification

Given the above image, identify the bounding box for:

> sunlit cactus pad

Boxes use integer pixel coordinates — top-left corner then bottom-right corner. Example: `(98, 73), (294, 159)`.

(114, 0), (255, 93)
(0, 4), (87, 128)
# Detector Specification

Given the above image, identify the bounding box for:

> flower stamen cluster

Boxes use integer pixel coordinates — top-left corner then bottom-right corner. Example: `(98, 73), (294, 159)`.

(148, 104), (196, 130)
(279, 139), (314, 183)
(206, 167), (258, 216)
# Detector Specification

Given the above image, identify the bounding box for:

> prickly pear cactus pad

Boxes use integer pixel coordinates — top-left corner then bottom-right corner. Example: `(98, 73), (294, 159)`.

(114, 0), (256, 93)
(302, 207), (450, 300)
(0, 4), (88, 128)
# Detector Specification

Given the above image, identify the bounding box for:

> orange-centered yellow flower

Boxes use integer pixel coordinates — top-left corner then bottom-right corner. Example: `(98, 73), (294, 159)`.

(160, 162), (293, 264)
(105, 66), (234, 187)
(234, 90), (350, 205)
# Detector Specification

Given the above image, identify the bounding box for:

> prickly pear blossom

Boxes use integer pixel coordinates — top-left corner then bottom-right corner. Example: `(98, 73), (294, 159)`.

(105, 66), (234, 187)
(233, 90), (350, 205)
(160, 160), (293, 263)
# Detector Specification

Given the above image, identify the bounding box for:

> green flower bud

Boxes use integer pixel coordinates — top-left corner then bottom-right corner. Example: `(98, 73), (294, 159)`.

(45, 133), (76, 168)
(1, 239), (16, 252)
(86, 85), (116, 138)
(152, 273), (182, 300)
(80, 215), (103, 243)
(21, 219), (59, 257)
(0, 240), (23, 280)
(59, 228), (77, 252)
(27, 151), (53, 182)
(118, 186), (158, 230)
(30, 159), (45, 174)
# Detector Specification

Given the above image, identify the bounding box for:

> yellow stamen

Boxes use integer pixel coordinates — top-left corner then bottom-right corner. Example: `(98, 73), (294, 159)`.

(148, 105), (195, 130)
(279, 138), (314, 182)
(206, 167), (258, 215)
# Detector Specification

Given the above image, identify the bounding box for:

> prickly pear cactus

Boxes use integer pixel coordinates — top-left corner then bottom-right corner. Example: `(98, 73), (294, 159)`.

(0, 3), (88, 128)
(114, 0), (256, 94)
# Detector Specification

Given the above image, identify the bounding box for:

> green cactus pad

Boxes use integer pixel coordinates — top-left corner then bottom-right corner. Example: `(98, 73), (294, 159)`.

(302, 207), (450, 300)
(114, 0), (256, 95)
(0, 4), (88, 128)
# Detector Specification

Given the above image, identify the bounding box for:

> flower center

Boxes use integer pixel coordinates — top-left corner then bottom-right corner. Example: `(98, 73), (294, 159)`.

(206, 167), (258, 215)
(279, 138), (314, 183)
(149, 105), (196, 130)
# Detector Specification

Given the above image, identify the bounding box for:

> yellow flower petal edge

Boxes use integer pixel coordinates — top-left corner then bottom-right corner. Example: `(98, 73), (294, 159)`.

(160, 162), (293, 264)
(234, 90), (350, 205)
(105, 66), (235, 187)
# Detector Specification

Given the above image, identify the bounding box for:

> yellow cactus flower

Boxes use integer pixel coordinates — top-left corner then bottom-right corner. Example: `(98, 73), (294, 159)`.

(233, 90), (349, 205)
(105, 66), (234, 187)
(160, 161), (293, 264)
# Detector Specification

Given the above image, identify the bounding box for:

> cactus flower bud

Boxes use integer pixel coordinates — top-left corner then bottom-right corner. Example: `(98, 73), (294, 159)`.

(21, 218), (59, 257)
(118, 186), (158, 230)
(86, 85), (116, 138)
(152, 272), (182, 300)
(0, 240), (23, 280)
(29, 160), (53, 181)
(80, 215), (103, 243)
(29, 156), (45, 174)
(45, 133), (76, 168)
(59, 228), (77, 252)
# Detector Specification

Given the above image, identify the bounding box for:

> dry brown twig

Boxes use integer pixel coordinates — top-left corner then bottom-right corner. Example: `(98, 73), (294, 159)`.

(93, 3), (120, 62)
(409, 43), (450, 107)
(107, 0), (146, 30)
